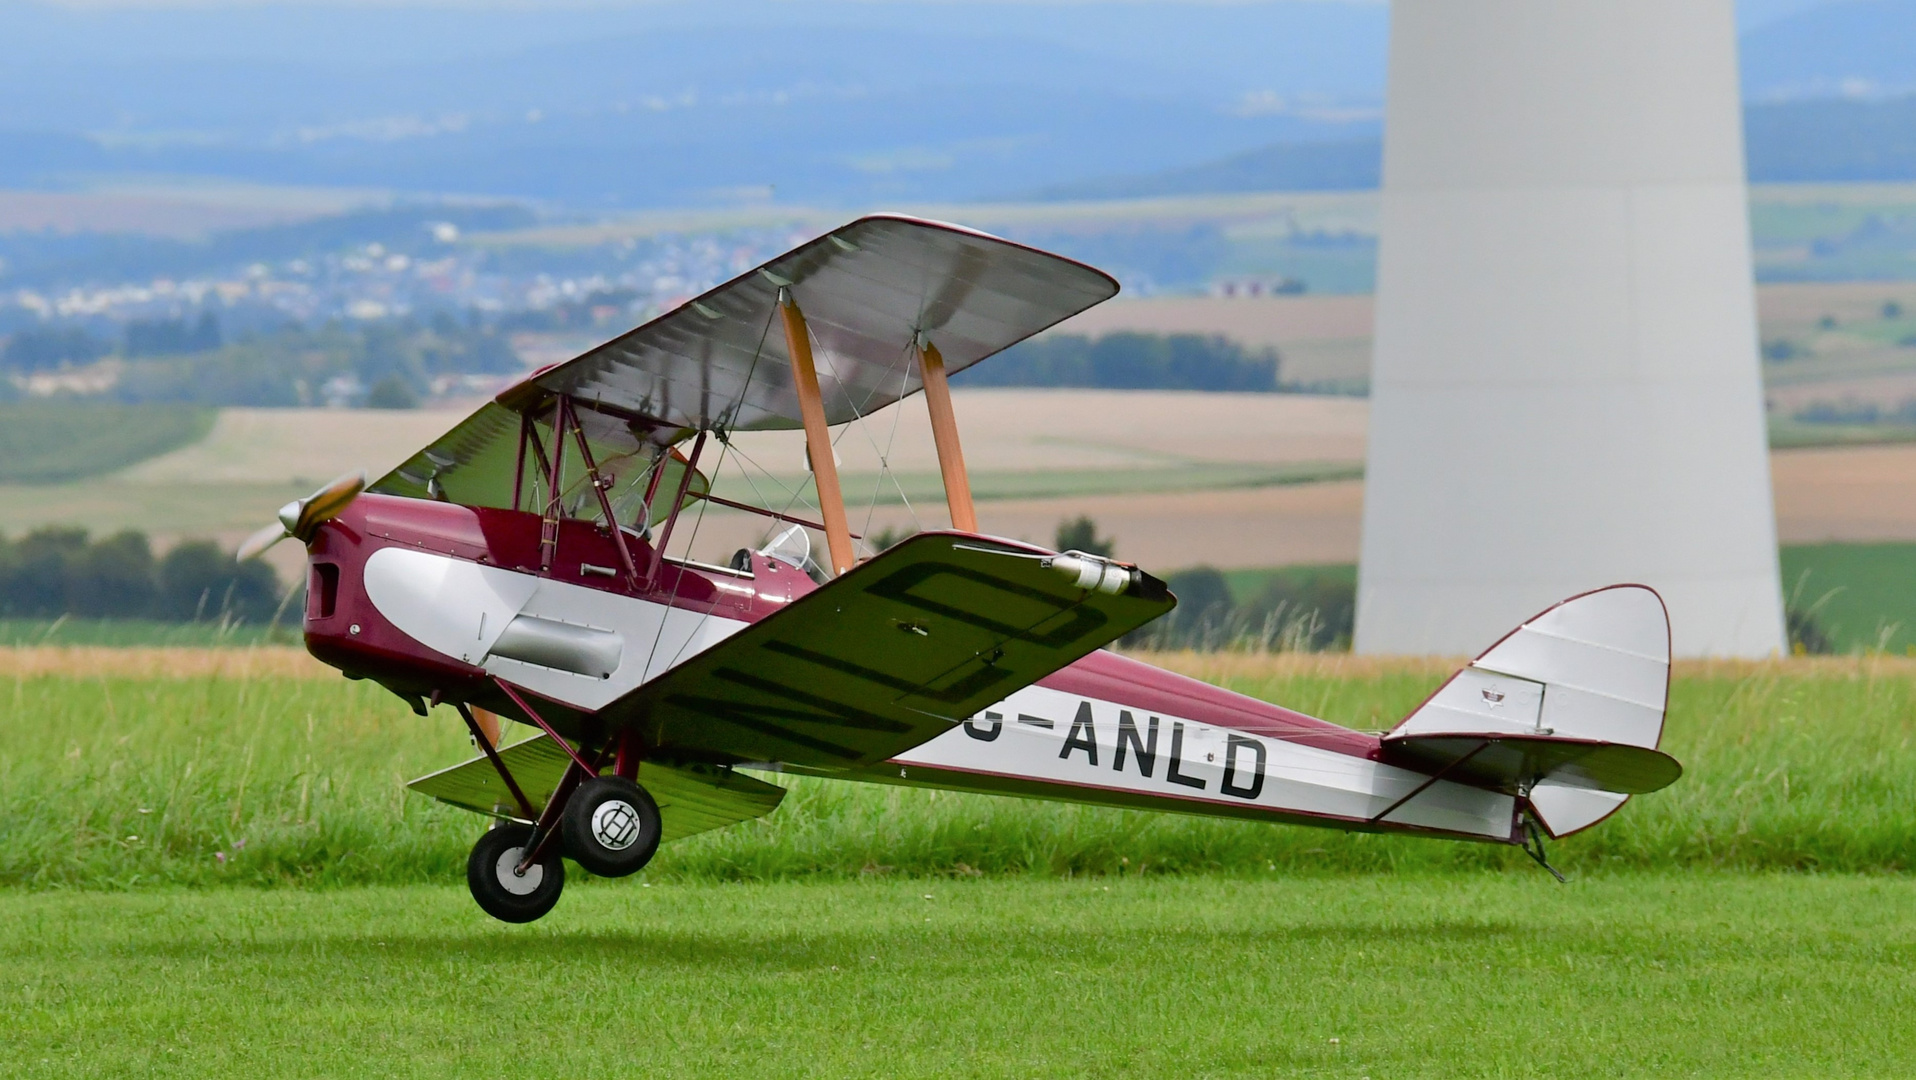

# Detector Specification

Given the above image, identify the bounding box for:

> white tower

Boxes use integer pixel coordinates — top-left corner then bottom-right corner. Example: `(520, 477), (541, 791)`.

(1356, 0), (1785, 658)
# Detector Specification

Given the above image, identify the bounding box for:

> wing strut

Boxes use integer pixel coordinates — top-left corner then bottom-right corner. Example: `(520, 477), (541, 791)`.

(779, 289), (855, 576)
(917, 338), (977, 532)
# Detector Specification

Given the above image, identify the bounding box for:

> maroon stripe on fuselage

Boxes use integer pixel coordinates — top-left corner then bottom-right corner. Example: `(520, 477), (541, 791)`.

(1037, 650), (1380, 759)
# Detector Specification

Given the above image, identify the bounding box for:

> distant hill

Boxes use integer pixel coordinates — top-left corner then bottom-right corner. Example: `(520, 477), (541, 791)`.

(1030, 140), (1381, 202)
(1747, 95), (1916, 182)
(0, 0), (1907, 207)
(1032, 94), (1916, 201)
(1741, 0), (1916, 100)
(0, 0), (1386, 208)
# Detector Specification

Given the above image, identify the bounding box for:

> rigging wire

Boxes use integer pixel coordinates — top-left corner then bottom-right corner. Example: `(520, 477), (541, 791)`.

(855, 343), (924, 554)
(807, 322), (922, 554)
(636, 302), (777, 682)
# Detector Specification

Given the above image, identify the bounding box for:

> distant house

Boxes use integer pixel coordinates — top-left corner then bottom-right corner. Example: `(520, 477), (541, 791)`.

(1210, 277), (1305, 298)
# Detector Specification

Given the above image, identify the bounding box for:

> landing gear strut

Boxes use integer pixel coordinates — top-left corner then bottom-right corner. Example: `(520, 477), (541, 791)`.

(457, 692), (661, 922)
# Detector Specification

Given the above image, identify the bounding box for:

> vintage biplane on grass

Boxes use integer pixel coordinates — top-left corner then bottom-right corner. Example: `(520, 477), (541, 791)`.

(242, 215), (1682, 922)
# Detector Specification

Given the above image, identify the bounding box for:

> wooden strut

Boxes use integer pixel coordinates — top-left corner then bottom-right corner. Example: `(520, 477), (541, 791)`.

(471, 706), (502, 749)
(778, 291), (855, 575)
(915, 338), (977, 533)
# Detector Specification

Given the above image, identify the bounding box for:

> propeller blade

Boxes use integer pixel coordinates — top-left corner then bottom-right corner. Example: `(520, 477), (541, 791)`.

(238, 470), (367, 561)
(291, 470), (367, 541)
(237, 521), (290, 562)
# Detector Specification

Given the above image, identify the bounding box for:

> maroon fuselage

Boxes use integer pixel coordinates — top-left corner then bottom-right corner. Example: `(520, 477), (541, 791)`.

(300, 494), (1516, 843)
(303, 493), (811, 724)
(306, 494), (1374, 754)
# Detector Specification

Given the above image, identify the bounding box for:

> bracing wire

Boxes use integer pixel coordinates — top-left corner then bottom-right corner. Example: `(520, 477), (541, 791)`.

(805, 322), (923, 554)
(637, 302), (777, 681)
(856, 344), (924, 553)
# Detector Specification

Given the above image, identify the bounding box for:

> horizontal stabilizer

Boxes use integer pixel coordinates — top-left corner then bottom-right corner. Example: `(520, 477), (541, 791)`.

(1384, 584), (1676, 837)
(407, 735), (786, 842)
(603, 532), (1174, 769)
(1380, 734), (1682, 796)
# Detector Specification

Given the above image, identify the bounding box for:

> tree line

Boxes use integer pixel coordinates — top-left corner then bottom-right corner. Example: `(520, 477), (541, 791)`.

(1126, 566), (1355, 652)
(1052, 515), (1354, 652)
(0, 528), (286, 624)
(0, 313), (519, 409)
(3, 313), (223, 371)
(953, 332), (1280, 393)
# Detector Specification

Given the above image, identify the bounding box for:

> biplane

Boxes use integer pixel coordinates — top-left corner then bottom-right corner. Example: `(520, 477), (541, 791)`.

(242, 215), (1682, 922)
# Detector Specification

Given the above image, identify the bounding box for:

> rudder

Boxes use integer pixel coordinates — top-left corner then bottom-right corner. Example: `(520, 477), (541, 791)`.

(1383, 585), (1674, 837)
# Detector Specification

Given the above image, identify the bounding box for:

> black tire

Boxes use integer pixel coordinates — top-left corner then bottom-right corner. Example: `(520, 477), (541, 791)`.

(561, 776), (663, 878)
(467, 823), (564, 923)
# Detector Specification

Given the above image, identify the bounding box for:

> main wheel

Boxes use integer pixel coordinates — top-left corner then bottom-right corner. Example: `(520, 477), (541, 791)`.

(561, 776), (663, 878)
(467, 823), (564, 923)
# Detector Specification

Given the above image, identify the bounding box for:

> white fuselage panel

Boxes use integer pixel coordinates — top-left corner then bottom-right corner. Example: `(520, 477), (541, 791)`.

(363, 547), (748, 711)
(892, 684), (1515, 839)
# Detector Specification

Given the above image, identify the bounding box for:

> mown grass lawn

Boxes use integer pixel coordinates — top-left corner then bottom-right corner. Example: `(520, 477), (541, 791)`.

(5, 655), (1914, 1076)
(5, 873), (1913, 1078)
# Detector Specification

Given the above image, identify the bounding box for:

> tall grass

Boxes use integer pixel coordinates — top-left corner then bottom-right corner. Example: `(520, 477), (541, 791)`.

(0, 617), (300, 648)
(1, 655), (1911, 889)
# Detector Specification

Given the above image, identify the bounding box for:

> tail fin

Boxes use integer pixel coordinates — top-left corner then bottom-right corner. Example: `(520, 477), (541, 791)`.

(1381, 584), (1676, 838)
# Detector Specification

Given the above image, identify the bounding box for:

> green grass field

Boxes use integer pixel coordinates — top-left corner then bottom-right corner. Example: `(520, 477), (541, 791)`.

(6, 873), (1913, 1078)
(3, 657), (1913, 1076)
(1780, 542), (1916, 653)
(3, 659), (1911, 888)
(1213, 546), (1916, 656)
(0, 402), (214, 485)
(0, 618), (299, 648)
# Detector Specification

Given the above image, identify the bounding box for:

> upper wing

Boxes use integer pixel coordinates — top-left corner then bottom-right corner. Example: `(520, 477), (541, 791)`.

(604, 532), (1173, 769)
(367, 215), (1115, 511)
(505, 215), (1119, 432)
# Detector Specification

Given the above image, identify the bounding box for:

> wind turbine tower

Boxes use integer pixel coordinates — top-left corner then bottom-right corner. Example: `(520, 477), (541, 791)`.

(1356, 0), (1786, 657)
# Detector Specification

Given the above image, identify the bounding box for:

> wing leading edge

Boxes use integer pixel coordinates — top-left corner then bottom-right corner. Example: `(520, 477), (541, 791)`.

(514, 215), (1119, 433)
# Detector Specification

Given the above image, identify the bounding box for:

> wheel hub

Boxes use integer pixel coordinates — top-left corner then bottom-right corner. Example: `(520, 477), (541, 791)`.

(591, 799), (642, 851)
(494, 847), (545, 895)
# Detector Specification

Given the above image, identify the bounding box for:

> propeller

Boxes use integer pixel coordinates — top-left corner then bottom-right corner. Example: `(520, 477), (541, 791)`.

(238, 471), (367, 561)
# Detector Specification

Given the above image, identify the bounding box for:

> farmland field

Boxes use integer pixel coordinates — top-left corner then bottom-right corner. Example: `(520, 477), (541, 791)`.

(21, 375), (1916, 575)
(2, 653), (1914, 1077)
(0, 402), (213, 485)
